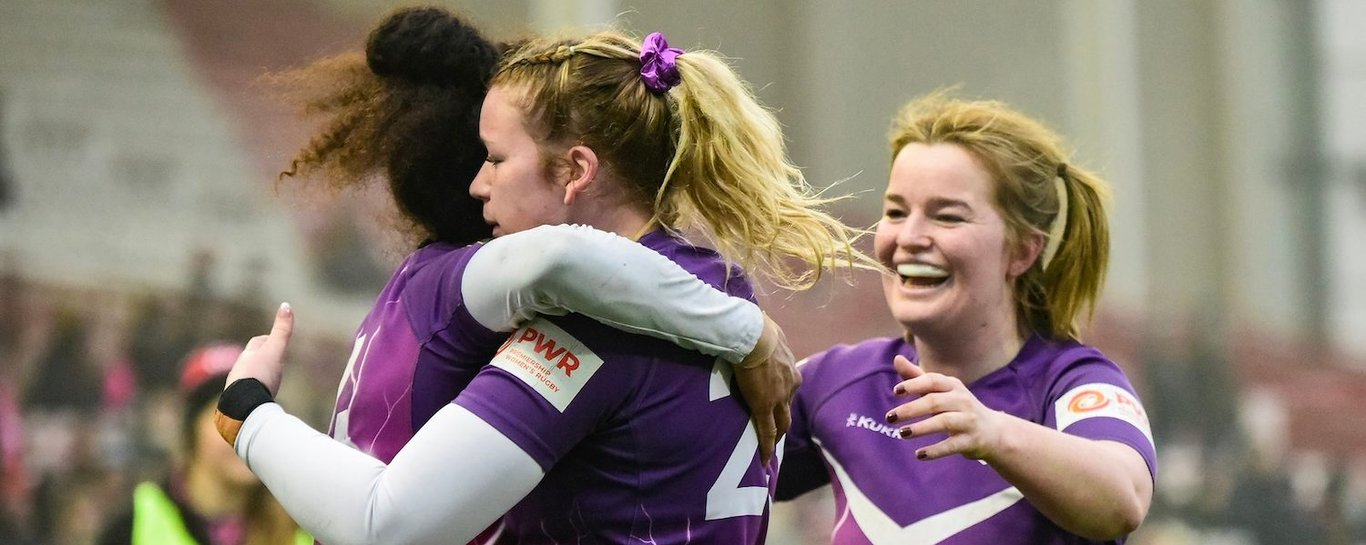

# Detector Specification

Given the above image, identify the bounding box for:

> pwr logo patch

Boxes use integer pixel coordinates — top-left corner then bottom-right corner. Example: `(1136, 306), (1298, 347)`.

(491, 319), (604, 412)
(1054, 382), (1154, 446)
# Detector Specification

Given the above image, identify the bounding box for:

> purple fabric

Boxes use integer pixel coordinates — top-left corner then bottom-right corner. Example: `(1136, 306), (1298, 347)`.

(458, 230), (772, 544)
(780, 335), (1157, 545)
(326, 242), (502, 464)
(639, 32), (683, 93)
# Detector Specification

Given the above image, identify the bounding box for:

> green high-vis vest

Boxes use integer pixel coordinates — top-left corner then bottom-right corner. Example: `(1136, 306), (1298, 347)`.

(130, 482), (312, 545)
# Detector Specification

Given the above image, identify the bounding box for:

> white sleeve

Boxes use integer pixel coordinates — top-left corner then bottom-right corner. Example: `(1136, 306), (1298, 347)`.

(235, 403), (541, 545)
(462, 224), (763, 364)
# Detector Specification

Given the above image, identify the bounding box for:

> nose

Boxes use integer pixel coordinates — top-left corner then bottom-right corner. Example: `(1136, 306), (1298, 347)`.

(895, 214), (932, 252)
(469, 162), (492, 202)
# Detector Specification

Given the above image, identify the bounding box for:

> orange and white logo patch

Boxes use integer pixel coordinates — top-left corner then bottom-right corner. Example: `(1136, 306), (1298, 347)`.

(1054, 383), (1154, 446)
(491, 318), (604, 412)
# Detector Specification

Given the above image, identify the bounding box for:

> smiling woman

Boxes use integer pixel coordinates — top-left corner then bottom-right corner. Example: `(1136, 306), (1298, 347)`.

(776, 92), (1156, 544)
(878, 143), (1028, 349)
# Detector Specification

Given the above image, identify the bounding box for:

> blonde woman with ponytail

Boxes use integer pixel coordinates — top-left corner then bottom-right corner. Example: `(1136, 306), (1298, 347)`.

(777, 93), (1155, 544)
(217, 29), (866, 545)
(475, 31), (868, 289)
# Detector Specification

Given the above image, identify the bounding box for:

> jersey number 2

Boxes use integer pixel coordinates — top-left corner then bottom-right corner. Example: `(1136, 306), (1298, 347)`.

(704, 361), (781, 520)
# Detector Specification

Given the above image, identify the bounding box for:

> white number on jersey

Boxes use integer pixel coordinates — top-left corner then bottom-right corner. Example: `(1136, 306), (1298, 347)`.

(704, 360), (781, 520)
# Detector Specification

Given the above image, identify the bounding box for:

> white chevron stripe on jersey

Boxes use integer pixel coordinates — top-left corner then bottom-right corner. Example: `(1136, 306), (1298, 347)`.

(814, 438), (1023, 544)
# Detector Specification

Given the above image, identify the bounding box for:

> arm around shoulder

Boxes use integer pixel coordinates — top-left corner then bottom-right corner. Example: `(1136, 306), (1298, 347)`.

(462, 224), (763, 362)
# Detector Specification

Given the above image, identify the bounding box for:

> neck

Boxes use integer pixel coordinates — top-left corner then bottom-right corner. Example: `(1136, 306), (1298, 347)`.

(908, 311), (1028, 385)
(573, 198), (654, 240)
(184, 458), (249, 518)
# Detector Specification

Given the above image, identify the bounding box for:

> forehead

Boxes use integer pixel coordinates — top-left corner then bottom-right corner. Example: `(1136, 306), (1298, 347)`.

(885, 143), (994, 202)
(479, 86), (532, 141)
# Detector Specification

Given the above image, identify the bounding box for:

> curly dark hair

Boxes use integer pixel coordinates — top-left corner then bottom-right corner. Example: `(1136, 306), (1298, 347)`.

(269, 6), (501, 246)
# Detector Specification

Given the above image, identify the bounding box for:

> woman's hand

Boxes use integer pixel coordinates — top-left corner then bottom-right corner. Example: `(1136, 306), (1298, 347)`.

(886, 355), (1006, 461)
(734, 313), (800, 465)
(225, 303), (294, 397)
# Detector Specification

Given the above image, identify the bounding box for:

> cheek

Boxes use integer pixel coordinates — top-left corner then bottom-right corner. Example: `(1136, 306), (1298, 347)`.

(959, 233), (1012, 282)
(879, 268), (900, 300)
(873, 222), (898, 265)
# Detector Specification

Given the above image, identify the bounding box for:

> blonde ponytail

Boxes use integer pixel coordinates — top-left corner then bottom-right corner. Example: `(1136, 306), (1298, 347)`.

(495, 31), (876, 291)
(663, 49), (873, 289)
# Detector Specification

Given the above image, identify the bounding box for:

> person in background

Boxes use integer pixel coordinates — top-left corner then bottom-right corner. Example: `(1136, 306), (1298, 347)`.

(98, 343), (308, 545)
(777, 93), (1156, 544)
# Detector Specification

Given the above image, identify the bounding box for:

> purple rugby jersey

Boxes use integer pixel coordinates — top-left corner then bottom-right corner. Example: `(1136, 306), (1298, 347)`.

(779, 336), (1156, 545)
(456, 229), (776, 545)
(328, 241), (503, 463)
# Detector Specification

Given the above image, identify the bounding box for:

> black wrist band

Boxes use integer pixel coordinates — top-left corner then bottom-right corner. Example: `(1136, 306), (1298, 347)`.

(218, 378), (275, 420)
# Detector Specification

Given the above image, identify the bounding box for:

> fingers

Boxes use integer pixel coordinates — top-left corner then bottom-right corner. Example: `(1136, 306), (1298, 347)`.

(777, 354), (798, 440)
(227, 334), (270, 386)
(892, 409), (971, 438)
(224, 303), (294, 397)
(890, 398), (1000, 462)
(885, 393), (947, 425)
(255, 303), (294, 371)
(263, 302), (294, 353)
(733, 313), (797, 466)
(893, 354), (921, 380)
(245, 335), (269, 352)
(913, 433), (976, 461)
(892, 371), (961, 398)
(753, 411), (777, 465)
(891, 412), (968, 461)
(775, 401), (792, 440)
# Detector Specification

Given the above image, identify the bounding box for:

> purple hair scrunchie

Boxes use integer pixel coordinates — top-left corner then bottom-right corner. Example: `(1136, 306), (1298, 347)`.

(639, 32), (683, 94)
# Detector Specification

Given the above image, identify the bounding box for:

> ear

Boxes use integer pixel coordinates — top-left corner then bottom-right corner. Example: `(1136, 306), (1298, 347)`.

(1008, 230), (1045, 279)
(561, 145), (599, 206)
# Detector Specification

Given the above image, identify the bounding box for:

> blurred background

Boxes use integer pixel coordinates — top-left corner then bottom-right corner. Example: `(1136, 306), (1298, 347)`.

(1, 0), (1364, 544)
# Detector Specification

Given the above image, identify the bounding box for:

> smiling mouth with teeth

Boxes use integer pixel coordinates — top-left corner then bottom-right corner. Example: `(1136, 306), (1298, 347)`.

(896, 263), (950, 288)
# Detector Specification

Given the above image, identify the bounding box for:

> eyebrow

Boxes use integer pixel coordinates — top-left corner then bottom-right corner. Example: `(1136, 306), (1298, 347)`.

(926, 197), (971, 210)
(882, 194), (973, 210)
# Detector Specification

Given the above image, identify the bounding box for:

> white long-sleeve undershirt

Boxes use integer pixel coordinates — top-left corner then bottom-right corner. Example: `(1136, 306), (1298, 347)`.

(238, 403), (538, 545)
(462, 224), (763, 364)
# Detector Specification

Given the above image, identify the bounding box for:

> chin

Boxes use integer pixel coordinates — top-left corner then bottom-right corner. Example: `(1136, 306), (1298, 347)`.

(889, 301), (948, 332)
(889, 309), (928, 330)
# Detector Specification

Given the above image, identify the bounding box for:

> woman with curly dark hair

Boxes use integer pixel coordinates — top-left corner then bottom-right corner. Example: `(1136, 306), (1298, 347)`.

(269, 6), (500, 248)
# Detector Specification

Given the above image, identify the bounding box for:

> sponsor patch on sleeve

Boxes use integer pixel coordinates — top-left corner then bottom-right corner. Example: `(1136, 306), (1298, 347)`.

(1053, 383), (1154, 446)
(490, 318), (604, 412)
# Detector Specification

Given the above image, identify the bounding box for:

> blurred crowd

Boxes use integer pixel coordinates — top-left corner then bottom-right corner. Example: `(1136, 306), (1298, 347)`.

(1132, 313), (1366, 545)
(0, 252), (348, 545)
